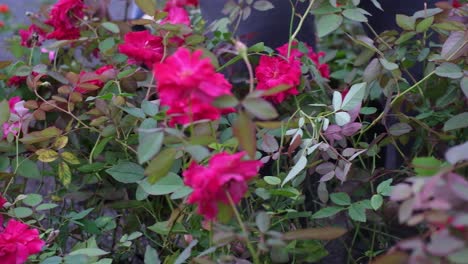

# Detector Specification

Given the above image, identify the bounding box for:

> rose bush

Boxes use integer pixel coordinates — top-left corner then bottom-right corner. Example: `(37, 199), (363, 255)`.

(0, 0), (466, 263)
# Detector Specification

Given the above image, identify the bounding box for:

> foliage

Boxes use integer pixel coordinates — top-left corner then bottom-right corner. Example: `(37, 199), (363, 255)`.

(0, 0), (466, 263)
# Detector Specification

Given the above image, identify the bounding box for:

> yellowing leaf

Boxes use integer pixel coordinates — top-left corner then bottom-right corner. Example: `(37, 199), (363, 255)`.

(36, 149), (59, 163)
(61, 152), (80, 165)
(53, 136), (68, 150)
(58, 162), (72, 187)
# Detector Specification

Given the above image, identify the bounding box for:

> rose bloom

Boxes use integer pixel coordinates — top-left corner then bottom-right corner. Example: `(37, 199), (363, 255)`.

(0, 4), (9, 13)
(118, 31), (164, 68)
(183, 152), (262, 220)
(7, 76), (27, 87)
(0, 196), (6, 208)
(154, 47), (232, 125)
(255, 55), (302, 103)
(45, 0), (84, 40)
(277, 41), (330, 79)
(164, 0), (198, 10)
(75, 65), (116, 94)
(19, 25), (47, 48)
(0, 219), (45, 264)
(162, 7), (191, 26)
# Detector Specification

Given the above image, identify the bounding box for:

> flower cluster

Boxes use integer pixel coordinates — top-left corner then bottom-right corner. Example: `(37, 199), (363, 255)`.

(0, 219), (45, 264)
(154, 47), (233, 125)
(277, 42), (330, 79)
(45, 0), (85, 40)
(183, 152), (262, 220)
(2, 97), (32, 140)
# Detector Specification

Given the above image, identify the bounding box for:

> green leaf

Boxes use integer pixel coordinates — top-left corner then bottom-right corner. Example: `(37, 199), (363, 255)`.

(14, 65), (32, 76)
(243, 97), (278, 120)
(121, 106), (146, 119)
(141, 100), (159, 117)
(395, 32), (416, 44)
(23, 194), (43, 207)
(335, 112), (351, 126)
(341, 82), (366, 111)
(106, 162), (145, 183)
(342, 8), (368, 22)
(13, 158), (41, 179)
(101, 22), (120, 33)
(12, 207), (33, 218)
(379, 58), (399, 71)
(435, 62), (463, 79)
(389, 122), (412, 136)
(416, 16), (434, 32)
(0, 100), (9, 126)
(264, 176), (281, 185)
(233, 111), (257, 159)
(70, 248), (109, 257)
(174, 240), (198, 264)
(371, 194), (383, 210)
(348, 203), (366, 222)
(396, 14), (415, 30)
(139, 173), (184, 195)
(376, 179), (393, 196)
(317, 14), (343, 38)
(99, 37), (115, 53)
(412, 157), (442, 176)
(443, 112), (468, 131)
(137, 119), (163, 164)
(144, 246), (161, 264)
(212, 95), (239, 108)
(330, 192), (351, 206)
(256, 212), (271, 233)
(312, 206), (344, 219)
(145, 148), (177, 184)
(135, 0), (156, 15)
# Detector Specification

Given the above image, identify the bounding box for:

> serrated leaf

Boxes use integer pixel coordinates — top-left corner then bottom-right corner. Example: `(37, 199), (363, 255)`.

(379, 58), (399, 71)
(145, 246), (161, 264)
(13, 158), (41, 179)
(20, 127), (62, 145)
(138, 130), (164, 164)
(70, 248), (109, 257)
(23, 194), (43, 207)
(106, 162), (145, 183)
(317, 14), (343, 38)
(264, 176), (281, 185)
(36, 149), (59, 163)
(416, 16), (434, 32)
(58, 162), (72, 187)
(256, 212), (271, 233)
(36, 203), (58, 211)
(330, 192), (351, 206)
(348, 203), (366, 222)
(61, 152), (80, 165)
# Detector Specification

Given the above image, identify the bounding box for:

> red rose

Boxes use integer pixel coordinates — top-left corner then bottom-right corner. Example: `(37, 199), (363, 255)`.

(164, 0), (198, 11)
(183, 152), (262, 220)
(118, 31), (164, 68)
(19, 25), (47, 48)
(0, 220), (45, 264)
(154, 47), (232, 125)
(45, 0), (84, 40)
(255, 55), (302, 103)
(0, 4), (9, 13)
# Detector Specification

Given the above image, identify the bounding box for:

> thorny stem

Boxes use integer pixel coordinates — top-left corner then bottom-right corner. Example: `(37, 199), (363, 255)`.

(226, 192), (260, 264)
